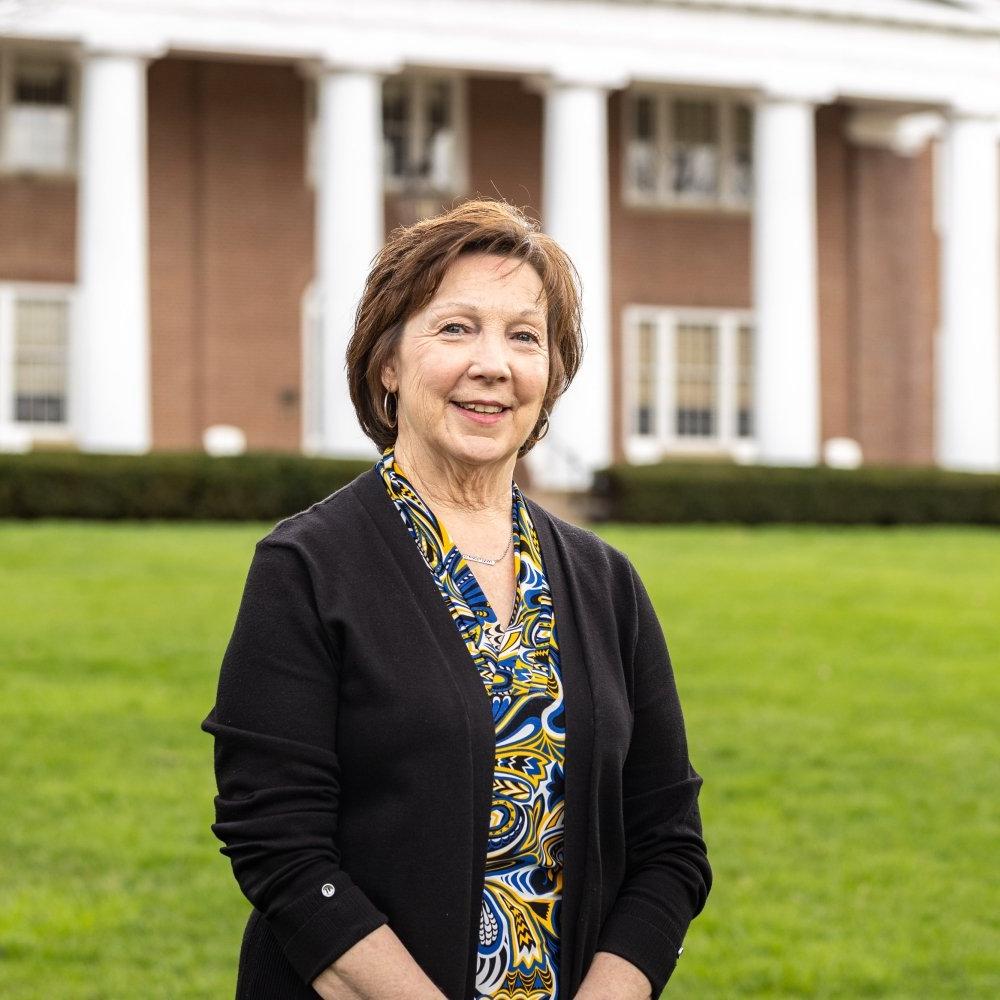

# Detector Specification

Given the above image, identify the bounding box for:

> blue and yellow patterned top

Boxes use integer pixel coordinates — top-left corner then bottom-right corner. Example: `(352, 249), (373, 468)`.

(376, 446), (566, 1000)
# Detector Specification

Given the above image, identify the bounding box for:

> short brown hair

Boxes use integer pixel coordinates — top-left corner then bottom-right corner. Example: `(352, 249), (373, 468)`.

(347, 198), (583, 458)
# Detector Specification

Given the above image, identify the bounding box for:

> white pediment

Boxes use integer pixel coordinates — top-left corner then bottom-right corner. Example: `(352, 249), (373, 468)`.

(604, 0), (1000, 33)
(4, 0), (1000, 117)
(4, 0), (1000, 38)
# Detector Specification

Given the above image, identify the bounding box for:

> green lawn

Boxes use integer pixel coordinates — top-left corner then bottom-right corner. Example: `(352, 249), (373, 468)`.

(1, 521), (997, 999)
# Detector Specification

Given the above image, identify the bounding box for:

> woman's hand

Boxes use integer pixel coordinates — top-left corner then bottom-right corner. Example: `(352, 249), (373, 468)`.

(573, 950), (654, 1000)
(310, 924), (447, 1000)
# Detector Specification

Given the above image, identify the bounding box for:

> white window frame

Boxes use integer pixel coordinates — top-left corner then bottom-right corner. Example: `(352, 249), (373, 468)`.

(622, 87), (753, 212)
(0, 44), (79, 178)
(623, 304), (755, 463)
(303, 73), (317, 189)
(0, 282), (77, 448)
(304, 70), (468, 197)
(300, 281), (324, 455)
(382, 70), (468, 197)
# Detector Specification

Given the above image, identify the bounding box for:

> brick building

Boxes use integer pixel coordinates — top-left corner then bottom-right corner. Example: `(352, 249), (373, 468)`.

(1, 0), (999, 487)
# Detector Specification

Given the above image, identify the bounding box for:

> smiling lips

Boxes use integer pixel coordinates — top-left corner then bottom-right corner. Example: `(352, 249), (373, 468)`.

(451, 399), (510, 424)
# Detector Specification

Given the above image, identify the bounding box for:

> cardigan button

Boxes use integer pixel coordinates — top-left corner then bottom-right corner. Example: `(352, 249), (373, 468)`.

(321, 883), (336, 897)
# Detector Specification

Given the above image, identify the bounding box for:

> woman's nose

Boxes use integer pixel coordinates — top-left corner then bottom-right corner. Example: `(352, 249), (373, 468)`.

(467, 329), (511, 380)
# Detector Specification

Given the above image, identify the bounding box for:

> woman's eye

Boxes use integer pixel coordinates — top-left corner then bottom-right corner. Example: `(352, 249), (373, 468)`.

(514, 331), (540, 344)
(440, 323), (467, 335)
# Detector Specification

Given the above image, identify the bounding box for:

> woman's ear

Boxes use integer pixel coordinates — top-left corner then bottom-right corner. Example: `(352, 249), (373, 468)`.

(381, 364), (397, 394)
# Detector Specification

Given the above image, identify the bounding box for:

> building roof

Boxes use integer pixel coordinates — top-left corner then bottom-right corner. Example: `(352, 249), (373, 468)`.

(4, 0), (1000, 33)
(590, 0), (1000, 33)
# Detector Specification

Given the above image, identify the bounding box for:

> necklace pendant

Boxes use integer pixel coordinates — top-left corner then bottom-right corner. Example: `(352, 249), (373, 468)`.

(461, 530), (513, 567)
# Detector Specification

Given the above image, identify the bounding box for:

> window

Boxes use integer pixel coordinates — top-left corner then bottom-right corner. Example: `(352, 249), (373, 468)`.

(624, 307), (754, 460)
(671, 100), (720, 200)
(626, 95), (659, 197)
(623, 90), (753, 209)
(732, 105), (753, 201)
(0, 284), (74, 441)
(736, 321), (754, 437)
(0, 51), (76, 174)
(304, 72), (465, 195)
(633, 320), (658, 437)
(675, 321), (718, 437)
(382, 74), (464, 194)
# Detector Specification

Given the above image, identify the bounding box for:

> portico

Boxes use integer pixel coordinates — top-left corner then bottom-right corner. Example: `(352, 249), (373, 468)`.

(2, 0), (999, 477)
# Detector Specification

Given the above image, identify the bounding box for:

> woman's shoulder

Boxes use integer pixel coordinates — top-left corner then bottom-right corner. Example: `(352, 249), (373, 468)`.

(257, 467), (374, 552)
(524, 494), (634, 582)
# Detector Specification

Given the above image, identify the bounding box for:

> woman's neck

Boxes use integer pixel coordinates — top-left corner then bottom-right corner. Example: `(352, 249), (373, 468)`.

(392, 436), (514, 518)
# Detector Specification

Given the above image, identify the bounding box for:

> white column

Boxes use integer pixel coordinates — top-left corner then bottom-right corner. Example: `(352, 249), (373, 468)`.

(76, 49), (152, 452)
(936, 109), (1000, 472)
(314, 64), (385, 458)
(530, 77), (614, 491)
(751, 93), (823, 466)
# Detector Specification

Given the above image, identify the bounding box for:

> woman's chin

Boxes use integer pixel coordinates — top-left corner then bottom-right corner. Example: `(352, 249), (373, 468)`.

(441, 433), (516, 467)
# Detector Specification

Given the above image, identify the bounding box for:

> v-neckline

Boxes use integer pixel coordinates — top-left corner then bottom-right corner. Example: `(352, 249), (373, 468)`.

(376, 449), (523, 635)
(347, 464), (596, 1000)
(465, 551), (521, 635)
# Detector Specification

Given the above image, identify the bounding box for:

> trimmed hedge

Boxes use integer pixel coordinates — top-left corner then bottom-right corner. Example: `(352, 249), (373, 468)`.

(3, 451), (999, 524)
(0, 451), (373, 521)
(594, 461), (1000, 525)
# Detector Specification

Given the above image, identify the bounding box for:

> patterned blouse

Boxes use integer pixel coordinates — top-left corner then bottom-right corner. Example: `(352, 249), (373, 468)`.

(376, 447), (566, 1000)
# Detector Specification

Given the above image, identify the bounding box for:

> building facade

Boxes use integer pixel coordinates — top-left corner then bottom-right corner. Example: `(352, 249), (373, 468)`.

(1, 0), (999, 487)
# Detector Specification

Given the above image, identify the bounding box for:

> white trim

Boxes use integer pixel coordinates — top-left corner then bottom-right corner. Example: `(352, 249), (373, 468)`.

(304, 70), (318, 188)
(4, 1), (1000, 117)
(657, 317), (672, 455)
(300, 280), (324, 455)
(630, 1), (1000, 35)
(0, 289), (11, 444)
(0, 42), (79, 178)
(717, 311), (738, 442)
(622, 311), (664, 463)
(0, 281), (77, 449)
(845, 108), (945, 156)
(622, 303), (755, 462)
(622, 86), (753, 212)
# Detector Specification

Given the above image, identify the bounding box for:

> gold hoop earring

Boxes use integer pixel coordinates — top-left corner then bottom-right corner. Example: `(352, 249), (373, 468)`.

(535, 407), (550, 442)
(383, 390), (397, 429)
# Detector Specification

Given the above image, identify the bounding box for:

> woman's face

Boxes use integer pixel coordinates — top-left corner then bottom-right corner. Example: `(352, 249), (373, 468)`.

(382, 252), (549, 470)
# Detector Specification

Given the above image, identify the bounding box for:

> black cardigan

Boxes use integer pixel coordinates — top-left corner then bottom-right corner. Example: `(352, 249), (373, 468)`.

(202, 466), (711, 999)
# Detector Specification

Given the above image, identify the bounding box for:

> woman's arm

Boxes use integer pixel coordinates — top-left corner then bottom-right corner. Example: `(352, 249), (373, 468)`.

(311, 925), (446, 1000)
(202, 539), (435, 992)
(590, 559), (712, 996)
(573, 950), (653, 1000)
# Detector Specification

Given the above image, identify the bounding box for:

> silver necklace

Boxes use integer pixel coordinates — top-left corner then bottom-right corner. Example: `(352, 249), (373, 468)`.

(461, 532), (513, 566)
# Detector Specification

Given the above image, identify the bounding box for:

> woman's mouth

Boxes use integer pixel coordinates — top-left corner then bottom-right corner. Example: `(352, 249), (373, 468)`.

(451, 400), (510, 425)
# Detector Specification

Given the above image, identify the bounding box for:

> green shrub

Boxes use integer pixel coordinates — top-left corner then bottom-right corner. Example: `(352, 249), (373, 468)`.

(594, 461), (1000, 524)
(5, 451), (999, 525)
(0, 451), (373, 521)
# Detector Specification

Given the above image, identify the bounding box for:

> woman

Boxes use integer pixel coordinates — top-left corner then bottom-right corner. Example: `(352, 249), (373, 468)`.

(202, 199), (711, 1000)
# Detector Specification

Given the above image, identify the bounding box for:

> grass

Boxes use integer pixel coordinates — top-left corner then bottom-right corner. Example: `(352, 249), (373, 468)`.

(1, 520), (997, 998)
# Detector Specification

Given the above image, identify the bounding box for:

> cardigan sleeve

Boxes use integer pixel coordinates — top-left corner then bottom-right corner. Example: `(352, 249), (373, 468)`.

(594, 559), (712, 995)
(201, 538), (389, 986)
